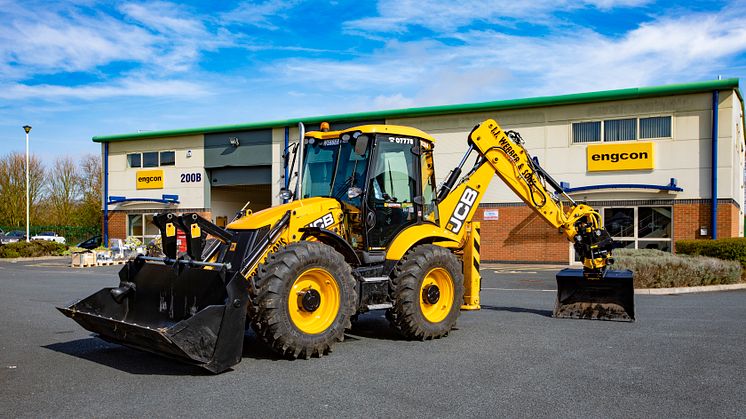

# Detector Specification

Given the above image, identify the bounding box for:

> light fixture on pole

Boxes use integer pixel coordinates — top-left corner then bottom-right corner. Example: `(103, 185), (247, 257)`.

(23, 125), (31, 243)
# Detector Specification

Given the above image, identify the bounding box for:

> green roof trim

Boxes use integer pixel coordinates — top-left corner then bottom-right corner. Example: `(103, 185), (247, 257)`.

(93, 78), (741, 142)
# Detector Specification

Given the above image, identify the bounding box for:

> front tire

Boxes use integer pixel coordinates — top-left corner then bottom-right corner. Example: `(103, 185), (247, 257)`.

(249, 241), (357, 359)
(387, 244), (464, 340)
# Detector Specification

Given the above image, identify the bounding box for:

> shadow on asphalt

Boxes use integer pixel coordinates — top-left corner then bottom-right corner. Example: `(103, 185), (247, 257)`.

(43, 338), (209, 376)
(479, 304), (553, 317)
(347, 312), (405, 341)
(43, 331), (299, 375)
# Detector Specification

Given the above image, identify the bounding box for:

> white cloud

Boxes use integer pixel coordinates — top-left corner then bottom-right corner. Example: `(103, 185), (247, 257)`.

(220, 0), (301, 29)
(0, 77), (208, 100)
(0, 1), (240, 99)
(344, 0), (653, 34)
(275, 7), (746, 108)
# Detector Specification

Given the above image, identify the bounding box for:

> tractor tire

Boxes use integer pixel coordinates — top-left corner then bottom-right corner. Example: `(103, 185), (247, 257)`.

(249, 241), (357, 359)
(387, 244), (464, 340)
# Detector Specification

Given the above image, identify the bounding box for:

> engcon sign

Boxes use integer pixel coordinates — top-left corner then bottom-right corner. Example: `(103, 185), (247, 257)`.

(136, 169), (164, 189)
(586, 142), (654, 172)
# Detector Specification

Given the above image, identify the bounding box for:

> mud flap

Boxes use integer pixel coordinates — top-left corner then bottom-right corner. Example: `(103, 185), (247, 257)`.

(554, 268), (635, 322)
(57, 260), (249, 373)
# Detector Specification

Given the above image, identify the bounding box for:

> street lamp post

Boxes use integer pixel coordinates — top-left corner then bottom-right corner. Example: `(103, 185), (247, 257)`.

(23, 125), (31, 243)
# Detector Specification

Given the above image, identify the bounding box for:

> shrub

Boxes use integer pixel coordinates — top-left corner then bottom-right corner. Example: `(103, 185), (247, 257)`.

(613, 248), (742, 288)
(0, 240), (68, 258)
(676, 238), (746, 268)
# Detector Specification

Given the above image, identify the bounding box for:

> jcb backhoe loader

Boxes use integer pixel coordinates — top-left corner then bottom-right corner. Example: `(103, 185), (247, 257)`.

(59, 119), (634, 373)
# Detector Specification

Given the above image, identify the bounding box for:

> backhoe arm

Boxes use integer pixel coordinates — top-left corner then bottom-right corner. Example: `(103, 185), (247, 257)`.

(436, 119), (614, 273)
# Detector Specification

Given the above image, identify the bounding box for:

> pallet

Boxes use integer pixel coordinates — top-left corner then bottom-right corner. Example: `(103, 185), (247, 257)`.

(96, 260), (126, 266)
(70, 262), (97, 268)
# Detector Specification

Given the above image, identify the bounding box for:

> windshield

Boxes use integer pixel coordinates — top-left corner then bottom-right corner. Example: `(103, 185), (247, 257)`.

(301, 137), (370, 206)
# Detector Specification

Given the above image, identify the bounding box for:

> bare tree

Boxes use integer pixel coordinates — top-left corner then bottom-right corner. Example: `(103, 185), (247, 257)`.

(0, 152), (46, 227)
(48, 156), (82, 225)
(76, 154), (103, 227)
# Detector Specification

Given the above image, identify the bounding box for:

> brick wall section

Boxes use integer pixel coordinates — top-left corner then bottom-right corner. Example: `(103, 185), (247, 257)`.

(104, 209), (212, 240)
(477, 201), (742, 262)
(106, 211), (127, 240)
(672, 201), (740, 241)
(473, 206), (568, 263)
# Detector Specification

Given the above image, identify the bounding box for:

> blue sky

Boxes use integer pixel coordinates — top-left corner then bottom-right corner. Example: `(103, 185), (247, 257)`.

(1, 0), (745, 162)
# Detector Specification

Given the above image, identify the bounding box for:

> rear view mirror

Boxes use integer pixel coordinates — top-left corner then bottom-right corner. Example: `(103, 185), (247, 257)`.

(354, 135), (369, 156)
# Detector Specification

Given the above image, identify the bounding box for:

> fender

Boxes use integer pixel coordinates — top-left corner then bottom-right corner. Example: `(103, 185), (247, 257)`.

(386, 223), (460, 263)
(300, 227), (361, 266)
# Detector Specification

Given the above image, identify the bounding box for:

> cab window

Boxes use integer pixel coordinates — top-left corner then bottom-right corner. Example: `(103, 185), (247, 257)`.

(366, 136), (418, 248)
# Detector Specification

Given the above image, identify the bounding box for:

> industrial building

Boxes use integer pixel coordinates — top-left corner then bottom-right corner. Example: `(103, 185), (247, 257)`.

(95, 78), (745, 263)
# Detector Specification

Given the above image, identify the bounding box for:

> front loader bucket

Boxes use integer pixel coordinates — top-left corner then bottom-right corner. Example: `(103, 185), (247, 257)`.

(57, 259), (249, 373)
(554, 268), (635, 322)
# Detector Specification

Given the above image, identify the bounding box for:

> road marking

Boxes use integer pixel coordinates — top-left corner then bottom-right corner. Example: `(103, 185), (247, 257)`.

(482, 287), (555, 292)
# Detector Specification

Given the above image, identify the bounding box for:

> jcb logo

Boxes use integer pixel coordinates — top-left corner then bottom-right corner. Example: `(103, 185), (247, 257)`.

(447, 187), (478, 234)
(308, 213), (335, 229)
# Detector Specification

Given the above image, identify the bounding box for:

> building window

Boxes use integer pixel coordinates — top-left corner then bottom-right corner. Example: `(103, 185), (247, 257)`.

(604, 118), (636, 142)
(573, 205), (673, 263)
(160, 151), (175, 166)
(127, 213), (158, 243)
(572, 121), (601, 143)
(605, 206), (672, 251)
(640, 116), (672, 139)
(142, 152), (159, 168)
(573, 115), (672, 143)
(127, 153), (142, 168)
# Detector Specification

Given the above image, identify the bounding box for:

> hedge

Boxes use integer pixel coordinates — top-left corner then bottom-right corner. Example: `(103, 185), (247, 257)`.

(0, 240), (68, 258)
(0, 225), (98, 245)
(675, 238), (746, 268)
(613, 248), (742, 288)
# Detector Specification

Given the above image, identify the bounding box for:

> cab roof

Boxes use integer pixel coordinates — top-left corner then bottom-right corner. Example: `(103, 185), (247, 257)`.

(305, 124), (436, 143)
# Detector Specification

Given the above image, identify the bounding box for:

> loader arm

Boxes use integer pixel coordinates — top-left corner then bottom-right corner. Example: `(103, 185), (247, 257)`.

(436, 119), (613, 273)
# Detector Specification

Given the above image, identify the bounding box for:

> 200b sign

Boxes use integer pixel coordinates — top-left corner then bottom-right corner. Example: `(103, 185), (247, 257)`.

(180, 172), (202, 183)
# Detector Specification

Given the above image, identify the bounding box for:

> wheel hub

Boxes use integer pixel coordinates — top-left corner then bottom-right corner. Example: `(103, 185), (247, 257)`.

(422, 284), (440, 305)
(300, 289), (322, 312)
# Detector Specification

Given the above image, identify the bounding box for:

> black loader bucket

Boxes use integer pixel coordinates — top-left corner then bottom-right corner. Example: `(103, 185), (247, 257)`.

(57, 257), (250, 373)
(554, 268), (635, 322)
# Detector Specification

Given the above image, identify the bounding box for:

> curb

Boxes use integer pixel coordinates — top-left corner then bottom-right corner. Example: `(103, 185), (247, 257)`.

(636, 283), (746, 295)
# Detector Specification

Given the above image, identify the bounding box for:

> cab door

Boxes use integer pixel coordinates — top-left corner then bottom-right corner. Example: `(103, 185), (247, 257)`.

(365, 135), (422, 249)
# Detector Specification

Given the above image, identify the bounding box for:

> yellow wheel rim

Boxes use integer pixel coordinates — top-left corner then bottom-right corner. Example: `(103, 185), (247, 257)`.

(419, 268), (454, 323)
(288, 268), (341, 334)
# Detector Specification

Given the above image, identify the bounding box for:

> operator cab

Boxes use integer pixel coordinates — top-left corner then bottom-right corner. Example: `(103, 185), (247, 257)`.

(299, 125), (438, 255)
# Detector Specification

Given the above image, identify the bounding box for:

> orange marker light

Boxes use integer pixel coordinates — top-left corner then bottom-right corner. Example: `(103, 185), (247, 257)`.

(320, 122), (330, 132)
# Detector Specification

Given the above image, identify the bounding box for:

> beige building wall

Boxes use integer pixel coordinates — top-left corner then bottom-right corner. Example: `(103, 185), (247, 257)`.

(107, 134), (207, 211)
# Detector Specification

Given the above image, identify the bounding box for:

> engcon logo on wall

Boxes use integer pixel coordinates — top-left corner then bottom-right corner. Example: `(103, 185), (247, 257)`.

(136, 169), (164, 189)
(586, 142), (654, 172)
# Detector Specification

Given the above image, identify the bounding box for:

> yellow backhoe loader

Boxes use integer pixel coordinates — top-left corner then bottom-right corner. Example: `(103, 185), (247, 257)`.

(59, 119), (634, 373)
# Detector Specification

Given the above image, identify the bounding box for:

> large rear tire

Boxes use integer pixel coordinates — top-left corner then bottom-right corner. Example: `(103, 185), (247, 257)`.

(249, 241), (357, 359)
(387, 244), (464, 340)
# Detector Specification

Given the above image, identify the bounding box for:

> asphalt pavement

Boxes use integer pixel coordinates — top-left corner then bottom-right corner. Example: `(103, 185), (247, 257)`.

(1, 258), (744, 418)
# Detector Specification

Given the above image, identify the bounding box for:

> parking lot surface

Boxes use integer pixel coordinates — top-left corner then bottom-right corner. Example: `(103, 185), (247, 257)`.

(1, 258), (745, 418)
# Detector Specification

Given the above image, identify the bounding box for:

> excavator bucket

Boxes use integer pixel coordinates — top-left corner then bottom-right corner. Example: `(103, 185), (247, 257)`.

(57, 257), (250, 373)
(553, 268), (635, 322)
